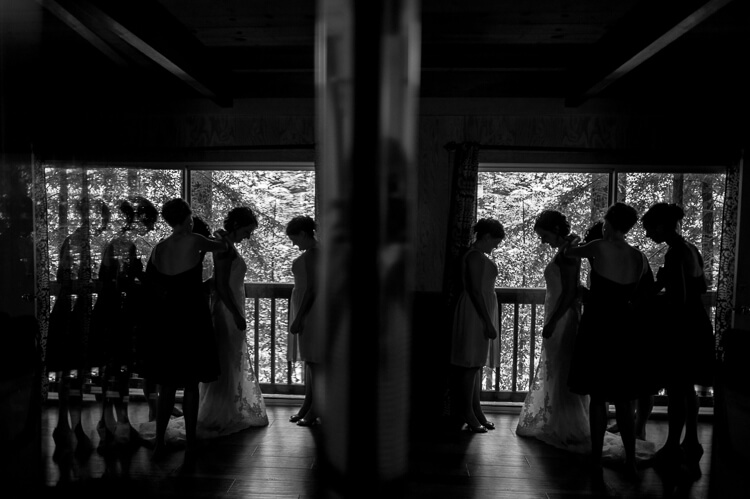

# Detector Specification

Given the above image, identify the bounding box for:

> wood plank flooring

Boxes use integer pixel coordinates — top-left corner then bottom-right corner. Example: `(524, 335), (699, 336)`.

(34, 400), (713, 498)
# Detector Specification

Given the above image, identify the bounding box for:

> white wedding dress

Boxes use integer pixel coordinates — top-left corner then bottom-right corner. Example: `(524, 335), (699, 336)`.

(136, 245), (267, 445)
(197, 247), (268, 436)
(516, 252), (591, 453)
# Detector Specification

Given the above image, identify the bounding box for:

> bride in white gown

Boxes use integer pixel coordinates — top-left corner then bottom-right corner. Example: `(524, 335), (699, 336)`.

(197, 207), (268, 436)
(516, 211), (591, 453)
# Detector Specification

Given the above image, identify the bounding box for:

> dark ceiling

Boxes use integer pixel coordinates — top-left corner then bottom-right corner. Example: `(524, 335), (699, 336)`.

(1, 0), (748, 111)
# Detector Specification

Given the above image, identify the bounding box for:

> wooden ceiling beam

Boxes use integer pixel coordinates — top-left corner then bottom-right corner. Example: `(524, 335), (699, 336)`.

(37, 0), (232, 107)
(565, 0), (736, 107)
(35, 0), (129, 67)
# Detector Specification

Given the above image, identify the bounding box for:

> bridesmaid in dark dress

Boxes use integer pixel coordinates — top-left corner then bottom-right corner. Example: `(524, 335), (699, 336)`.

(564, 203), (654, 482)
(642, 202), (714, 481)
(91, 198), (142, 451)
(143, 198), (227, 463)
(46, 196), (109, 459)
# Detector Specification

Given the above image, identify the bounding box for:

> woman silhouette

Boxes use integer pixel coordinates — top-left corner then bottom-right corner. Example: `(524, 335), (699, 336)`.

(642, 202), (714, 481)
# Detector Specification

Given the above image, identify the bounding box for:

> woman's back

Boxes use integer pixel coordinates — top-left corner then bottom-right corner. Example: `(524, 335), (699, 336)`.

(150, 233), (203, 276)
(589, 240), (643, 285)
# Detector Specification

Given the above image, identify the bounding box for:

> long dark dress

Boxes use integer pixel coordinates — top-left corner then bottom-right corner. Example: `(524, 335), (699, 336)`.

(143, 256), (220, 387)
(568, 254), (653, 400)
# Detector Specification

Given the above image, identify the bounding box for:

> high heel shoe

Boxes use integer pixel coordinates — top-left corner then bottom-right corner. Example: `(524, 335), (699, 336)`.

(467, 424), (488, 433)
(289, 414), (303, 423)
(480, 420), (496, 430)
(297, 417), (320, 427)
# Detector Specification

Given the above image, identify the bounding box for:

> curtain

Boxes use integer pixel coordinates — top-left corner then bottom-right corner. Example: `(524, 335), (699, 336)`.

(32, 155), (51, 399)
(714, 161), (741, 362)
(440, 141), (480, 421)
(441, 141), (480, 298)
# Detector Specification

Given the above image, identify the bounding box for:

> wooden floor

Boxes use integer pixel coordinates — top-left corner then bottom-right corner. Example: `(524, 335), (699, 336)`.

(35, 400), (713, 499)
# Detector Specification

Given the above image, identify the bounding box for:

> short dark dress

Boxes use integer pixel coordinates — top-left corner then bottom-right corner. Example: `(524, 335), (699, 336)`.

(659, 240), (715, 388)
(89, 236), (141, 369)
(569, 258), (654, 400)
(46, 232), (93, 372)
(142, 255), (220, 387)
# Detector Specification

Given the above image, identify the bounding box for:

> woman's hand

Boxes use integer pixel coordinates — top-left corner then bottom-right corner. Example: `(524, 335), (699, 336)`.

(290, 318), (303, 335)
(484, 322), (498, 340)
(562, 234), (581, 250)
(234, 312), (247, 331)
(213, 229), (231, 252)
(542, 321), (555, 339)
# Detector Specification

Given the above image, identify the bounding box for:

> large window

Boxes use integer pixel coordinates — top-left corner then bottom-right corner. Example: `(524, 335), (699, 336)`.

(477, 169), (725, 290)
(189, 168), (316, 384)
(476, 167), (725, 394)
(44, 167), (181, 283)
(42, 164), (315, 388)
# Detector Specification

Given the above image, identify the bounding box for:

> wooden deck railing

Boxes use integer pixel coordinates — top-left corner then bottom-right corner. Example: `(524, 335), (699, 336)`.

(45, 281), (717, 403)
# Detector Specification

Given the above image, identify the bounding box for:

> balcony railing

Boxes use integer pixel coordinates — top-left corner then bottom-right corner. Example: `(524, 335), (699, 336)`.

(244, 283), (716, 403)
(45, 281), (717, 404)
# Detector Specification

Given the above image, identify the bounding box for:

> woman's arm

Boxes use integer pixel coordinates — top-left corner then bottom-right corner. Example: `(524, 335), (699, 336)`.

(564, 239), (598, 260)
(543, 256), (579, 338)
(212, 249), (246, 330)
(290, 248), (318, 334)
(194, 232), (229, 254)
(465, 251), (497, 339)
(664, 247), (688, 307)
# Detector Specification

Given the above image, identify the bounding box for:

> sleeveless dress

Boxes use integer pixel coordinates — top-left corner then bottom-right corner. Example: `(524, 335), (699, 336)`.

(516, 251), (591, 453)
(568, 253), (652, 400)
(660, 238), (715, 387)
(197, 244), (268, 436)
(90, 234), (140, 370)
(288, 247), (322, 363)
(450, 248), (500, 368)
(142, 251), (220, 387)
(46, 230), (93, 371)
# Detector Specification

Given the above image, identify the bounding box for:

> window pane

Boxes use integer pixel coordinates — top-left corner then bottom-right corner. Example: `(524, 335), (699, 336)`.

(189, 169), (316, 283)
(478, 172), (606, 288)
(618, 172), (725, 290)
(44, 167), (181, 283)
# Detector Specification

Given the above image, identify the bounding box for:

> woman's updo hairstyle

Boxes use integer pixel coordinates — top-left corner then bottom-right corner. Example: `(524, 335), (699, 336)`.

(161, 198), (192, 228)
(641, 202), (685, 232)
(131, 196), (158, 231)
(118, 199), (136, 232)
(223, 206), (258, 233)
(473, 218), (505, 241)
(604, 202), (639, 234)
(533, 210), (570, 237)
(74, 196), (111, 235)
(286, 215), (316, 236)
